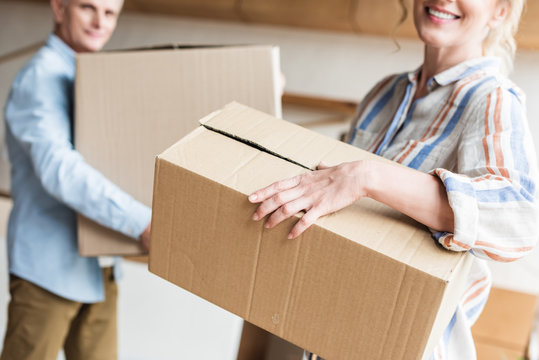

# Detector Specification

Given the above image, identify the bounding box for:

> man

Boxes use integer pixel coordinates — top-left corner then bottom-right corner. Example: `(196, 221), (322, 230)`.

(1, 0), (151, 359)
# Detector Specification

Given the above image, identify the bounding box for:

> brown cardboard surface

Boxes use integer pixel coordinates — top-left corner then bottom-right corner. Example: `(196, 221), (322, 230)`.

(472, 287), (537, 354)
(240, 0), (354, 32)
(75, 45), (280, 256)
(474, 341), (523, 360)
(150, 103), (473, 360)
(0, 196), (12, 238)
(126, 0), (239, 20)
(237, 322), (303, 360)
(265, 334), (303, 360)
(237, 322), (272, 360)
(124, 255), (148, 264)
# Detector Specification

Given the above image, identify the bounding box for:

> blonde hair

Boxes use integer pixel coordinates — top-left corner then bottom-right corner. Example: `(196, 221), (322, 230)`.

(396, 0), (525, 75)
(483, 0), (525, 74)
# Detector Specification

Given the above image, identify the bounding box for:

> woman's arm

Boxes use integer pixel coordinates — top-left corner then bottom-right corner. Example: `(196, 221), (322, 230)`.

(250, 85), (539, 264)
(249, 159), (454, 239)
(365, 160), (454, 232)
(427, 86), (538, 261)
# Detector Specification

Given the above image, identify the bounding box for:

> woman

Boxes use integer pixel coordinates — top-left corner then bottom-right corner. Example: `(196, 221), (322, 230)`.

(249, 0), (537, 358)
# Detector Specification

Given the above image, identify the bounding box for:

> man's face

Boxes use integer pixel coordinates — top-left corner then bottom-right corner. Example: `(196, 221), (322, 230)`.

(52, 0), (122, 53)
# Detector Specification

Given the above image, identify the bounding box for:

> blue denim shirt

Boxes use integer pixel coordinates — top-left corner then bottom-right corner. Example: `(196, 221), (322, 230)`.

(4, 34), (151, 303)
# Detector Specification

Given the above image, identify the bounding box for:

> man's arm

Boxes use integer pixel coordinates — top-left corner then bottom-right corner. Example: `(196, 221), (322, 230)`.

(6, 61), (151, 240)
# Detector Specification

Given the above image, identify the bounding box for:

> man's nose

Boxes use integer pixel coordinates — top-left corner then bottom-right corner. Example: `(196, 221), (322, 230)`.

(92, 11), (103, 28)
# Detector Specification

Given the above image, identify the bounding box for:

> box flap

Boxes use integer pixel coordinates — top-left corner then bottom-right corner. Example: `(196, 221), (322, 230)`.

(111, 43), (267, 53)
(200, 102), (382, 170)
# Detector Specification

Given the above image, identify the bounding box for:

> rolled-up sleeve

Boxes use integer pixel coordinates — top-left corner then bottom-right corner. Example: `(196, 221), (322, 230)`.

(431, 86), (539, 262)
(6, 62), (151, 239)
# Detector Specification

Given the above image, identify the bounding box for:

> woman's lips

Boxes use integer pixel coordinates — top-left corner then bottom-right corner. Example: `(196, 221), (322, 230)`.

(425, 6), (461, 24)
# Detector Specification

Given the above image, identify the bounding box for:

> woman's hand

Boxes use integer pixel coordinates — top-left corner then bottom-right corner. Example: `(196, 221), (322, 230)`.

(248, 160), (372, 239)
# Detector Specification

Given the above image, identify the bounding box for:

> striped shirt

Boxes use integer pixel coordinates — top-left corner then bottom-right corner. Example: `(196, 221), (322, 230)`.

(305, 57), (539, 360)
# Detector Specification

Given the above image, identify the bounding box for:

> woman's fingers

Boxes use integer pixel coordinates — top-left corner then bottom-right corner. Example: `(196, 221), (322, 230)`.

(264, 195), (312, 229)
(288, 206), (324, 239)
(248, 175), (301, 203)
(252, 185), (305, 221)
(248, 161), (366, 239)
(250, 167), (336, 232)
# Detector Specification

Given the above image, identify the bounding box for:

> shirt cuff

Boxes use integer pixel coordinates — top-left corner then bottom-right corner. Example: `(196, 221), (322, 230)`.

(430, 168), (478, 251)
(119, 199), (152, 240)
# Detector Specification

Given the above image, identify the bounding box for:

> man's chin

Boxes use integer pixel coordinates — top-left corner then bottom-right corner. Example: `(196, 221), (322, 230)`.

(80, 41), (107, 53)
(80, 36), (109, 52)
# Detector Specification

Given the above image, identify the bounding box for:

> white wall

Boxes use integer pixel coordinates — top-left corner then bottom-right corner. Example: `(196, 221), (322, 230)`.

(1, 1), (539, 359)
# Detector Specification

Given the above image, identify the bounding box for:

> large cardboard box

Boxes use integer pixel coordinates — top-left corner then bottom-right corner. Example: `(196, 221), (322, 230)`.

(75, 45), (280, 256)
(149, 102), (474, 359)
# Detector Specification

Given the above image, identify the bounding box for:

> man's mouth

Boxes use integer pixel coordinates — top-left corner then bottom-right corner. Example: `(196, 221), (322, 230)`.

(85, 30), (106, 38)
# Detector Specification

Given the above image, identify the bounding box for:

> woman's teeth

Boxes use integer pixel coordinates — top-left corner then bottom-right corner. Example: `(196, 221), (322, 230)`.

(428, 7), (459, 20)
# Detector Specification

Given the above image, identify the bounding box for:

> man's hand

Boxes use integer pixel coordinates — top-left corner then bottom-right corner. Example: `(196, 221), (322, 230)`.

(139, 222), (151, 252)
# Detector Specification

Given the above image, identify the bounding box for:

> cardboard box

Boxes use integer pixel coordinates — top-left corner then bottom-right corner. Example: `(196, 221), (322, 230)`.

(149, 102), (474, 359)
(74, 44), (280, 256)
(237, 322), (303, 360)
(0, 196), (12, 238)
(474, 342), (522, 360)
(472, 287), (537, 360)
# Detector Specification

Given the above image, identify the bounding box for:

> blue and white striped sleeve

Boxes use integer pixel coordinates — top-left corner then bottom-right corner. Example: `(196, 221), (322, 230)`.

(432, 85), (539, 262)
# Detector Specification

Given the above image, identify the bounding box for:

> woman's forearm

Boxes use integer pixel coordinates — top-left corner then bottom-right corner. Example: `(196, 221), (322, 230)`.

(363, 160), (454, 233)
(249, 159), (455, 239)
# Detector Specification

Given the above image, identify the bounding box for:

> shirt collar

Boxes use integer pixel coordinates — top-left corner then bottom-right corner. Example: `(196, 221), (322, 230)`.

(46, 33), (76, 68)
(407, 57), (502, 91)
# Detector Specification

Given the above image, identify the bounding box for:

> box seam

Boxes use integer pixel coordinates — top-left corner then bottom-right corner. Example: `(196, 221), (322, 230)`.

(202, 123), (311, 171)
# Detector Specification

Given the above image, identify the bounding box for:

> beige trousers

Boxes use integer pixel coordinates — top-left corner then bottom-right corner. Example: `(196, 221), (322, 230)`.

(0, 267), (117, 360)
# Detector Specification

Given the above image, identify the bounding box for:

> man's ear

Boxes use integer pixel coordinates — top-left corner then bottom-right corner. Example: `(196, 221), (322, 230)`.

(50, 0), (66, 24)
(488, 0), (509, 29)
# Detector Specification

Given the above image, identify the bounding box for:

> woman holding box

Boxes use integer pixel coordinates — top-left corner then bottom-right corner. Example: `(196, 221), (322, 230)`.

(249, 0), (538, 358)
